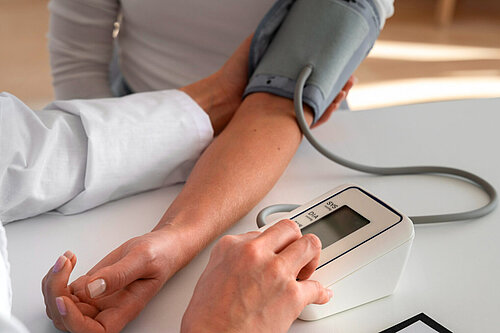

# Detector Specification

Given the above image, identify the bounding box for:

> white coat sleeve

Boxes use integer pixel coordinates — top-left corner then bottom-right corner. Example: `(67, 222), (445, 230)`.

(0, 224), (30, 333)
(0, 90), (213, 224)
(48, 0), (119, 99)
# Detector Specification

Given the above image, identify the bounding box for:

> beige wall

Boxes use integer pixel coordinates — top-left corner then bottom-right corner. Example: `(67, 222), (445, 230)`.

(1, 0), (499, 110)
(0, 0), (53, 109)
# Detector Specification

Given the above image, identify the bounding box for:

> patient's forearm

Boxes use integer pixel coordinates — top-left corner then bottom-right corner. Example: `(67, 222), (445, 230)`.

(154, 92), (313, 266)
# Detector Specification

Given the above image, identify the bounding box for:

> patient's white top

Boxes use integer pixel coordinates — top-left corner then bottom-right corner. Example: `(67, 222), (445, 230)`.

(48, 0), (394, 100)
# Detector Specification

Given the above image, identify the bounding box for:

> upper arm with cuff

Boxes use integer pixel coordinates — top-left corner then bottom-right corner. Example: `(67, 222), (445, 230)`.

(244, 0), (389, 124)
(48, 0), (120, 100)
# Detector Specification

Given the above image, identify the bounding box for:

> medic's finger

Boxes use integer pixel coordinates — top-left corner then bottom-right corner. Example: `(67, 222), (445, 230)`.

(85, 252), (149, 299)
(311, 106), (337, 129)
(76, 302), (100, 319)
(345, 75), (356, 90)
(43, 253), (76, 327)
(56, 296), (105, 333)
(238, 231), (262, 242)
(298, 280), (332, 306)
(64, 250), (77, 268)
(333, 90), (347, 105)
(212, 232), (260, 258)
(44, 254), (74, 297)
(257, 219), (302, 253)
(278, 233), (321, 279)
(94, 280), (161, 332)
(326, 101), (340, 115)
(311, 94), (342, 129)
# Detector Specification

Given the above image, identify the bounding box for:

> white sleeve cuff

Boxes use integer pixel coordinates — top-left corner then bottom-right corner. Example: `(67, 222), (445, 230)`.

(53, 89), (214, 215)
(0, 90), (213, 222)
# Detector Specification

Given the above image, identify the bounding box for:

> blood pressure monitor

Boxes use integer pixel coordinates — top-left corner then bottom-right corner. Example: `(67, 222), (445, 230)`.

(259, 184), (414, 321)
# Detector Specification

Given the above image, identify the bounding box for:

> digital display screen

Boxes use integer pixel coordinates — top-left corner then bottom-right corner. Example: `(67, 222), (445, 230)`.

(300, 205), (370, 249)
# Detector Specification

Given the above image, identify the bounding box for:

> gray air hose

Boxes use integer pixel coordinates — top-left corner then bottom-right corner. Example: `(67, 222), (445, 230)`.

(256, 65), (497, 228)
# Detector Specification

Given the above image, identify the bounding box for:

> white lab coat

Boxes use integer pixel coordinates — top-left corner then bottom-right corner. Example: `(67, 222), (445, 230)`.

(0, 90), (213, 331)
(0, 224), (29, 333)
(0, 90), (213, 224)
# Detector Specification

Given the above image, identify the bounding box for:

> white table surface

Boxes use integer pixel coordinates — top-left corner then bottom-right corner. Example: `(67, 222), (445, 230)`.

(6, 98), (500, 332)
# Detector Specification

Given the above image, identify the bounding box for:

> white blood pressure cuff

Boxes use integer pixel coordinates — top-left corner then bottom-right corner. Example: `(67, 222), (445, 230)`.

(244, 0), (381, 124)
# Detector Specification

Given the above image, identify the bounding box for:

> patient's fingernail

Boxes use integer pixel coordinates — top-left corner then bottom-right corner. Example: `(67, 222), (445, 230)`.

(87, 279), (106, 298)
(53, 256), (67, 273)
(63, 250), (74, 260)
(327, 289), (334, 300)
(55, 297), (67, 316)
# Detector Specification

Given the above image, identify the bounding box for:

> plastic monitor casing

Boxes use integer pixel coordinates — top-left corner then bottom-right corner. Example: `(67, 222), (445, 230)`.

(261, 184), (415, 321)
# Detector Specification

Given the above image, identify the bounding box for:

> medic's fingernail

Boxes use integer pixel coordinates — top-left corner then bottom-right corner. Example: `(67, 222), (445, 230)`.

(55, 297), (67, 316)
(53, 256), (67, 273)
(63, 250), (74, 260)
(87, 279), (106, 298)
(327, 289), (334, 300)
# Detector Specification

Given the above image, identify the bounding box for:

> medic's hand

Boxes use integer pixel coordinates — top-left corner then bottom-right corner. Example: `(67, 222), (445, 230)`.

(311, 75), (356, 129)
(181, 220), (332, 333)
(42, 229), (182, 333)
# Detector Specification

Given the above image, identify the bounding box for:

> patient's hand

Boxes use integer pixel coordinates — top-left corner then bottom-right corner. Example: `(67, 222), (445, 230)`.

(42, 228), (183, 332)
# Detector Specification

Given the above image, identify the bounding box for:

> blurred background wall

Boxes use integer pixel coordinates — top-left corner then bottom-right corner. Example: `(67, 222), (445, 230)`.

(1, 0), (499, 110)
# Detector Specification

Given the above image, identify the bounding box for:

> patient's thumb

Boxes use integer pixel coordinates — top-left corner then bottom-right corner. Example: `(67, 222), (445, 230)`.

(86, 254), (146, 298)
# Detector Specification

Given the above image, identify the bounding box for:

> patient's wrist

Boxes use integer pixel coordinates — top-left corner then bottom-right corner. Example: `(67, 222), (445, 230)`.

(153, 213), (213, 269)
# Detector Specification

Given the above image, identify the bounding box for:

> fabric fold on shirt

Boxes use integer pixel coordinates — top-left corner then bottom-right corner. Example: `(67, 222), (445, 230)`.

(0, 90), (213, 224)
